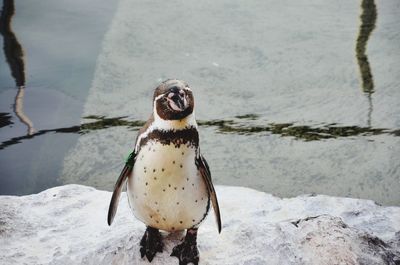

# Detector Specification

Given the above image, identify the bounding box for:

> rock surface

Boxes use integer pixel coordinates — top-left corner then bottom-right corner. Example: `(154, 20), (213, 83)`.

(0, 185), (399, 265)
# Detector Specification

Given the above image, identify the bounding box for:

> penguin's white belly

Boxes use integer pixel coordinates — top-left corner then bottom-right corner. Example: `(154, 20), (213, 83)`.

(127, 141), (209, 231)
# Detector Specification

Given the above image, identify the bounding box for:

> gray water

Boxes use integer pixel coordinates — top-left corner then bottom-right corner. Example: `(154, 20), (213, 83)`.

(1, 0), (399, 205)
(0, 0), (118, 193)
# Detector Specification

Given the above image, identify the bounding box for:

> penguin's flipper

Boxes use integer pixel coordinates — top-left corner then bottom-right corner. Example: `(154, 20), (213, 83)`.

(107, 151), (136, 225)
(196, 154), (222, 233)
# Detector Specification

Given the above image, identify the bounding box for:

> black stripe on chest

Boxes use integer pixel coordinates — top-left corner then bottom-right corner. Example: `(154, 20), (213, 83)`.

(139, 126), (199, 149)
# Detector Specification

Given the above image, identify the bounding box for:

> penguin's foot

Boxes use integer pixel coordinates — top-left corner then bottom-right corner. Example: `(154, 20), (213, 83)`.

(170, 228), (199, 265)
(140, 226), (163, 262)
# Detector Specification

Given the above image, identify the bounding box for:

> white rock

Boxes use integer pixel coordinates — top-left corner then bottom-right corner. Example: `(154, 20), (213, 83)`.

(0, 185), (399, 265)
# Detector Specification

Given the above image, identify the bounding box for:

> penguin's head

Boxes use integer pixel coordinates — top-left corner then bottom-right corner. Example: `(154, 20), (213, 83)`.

(153, 79), (194, 120)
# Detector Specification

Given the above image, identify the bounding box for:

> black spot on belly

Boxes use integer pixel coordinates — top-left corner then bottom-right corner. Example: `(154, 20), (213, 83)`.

(162, 168), (165, 172)
(145, 182), (148, 186)
(182, 187), (185, 190)
(153, 169), (156, 172)
(172, 161), (175, 164)
(192, 219), (195, 222)
(169, 184), (171, 187)
(176, 202), (180, 205)
(180, 164), (183, 168)
(179, 221), (183, 224)
(154, 177), (157, 180)
(182, 152), (185, 155)
(174, 187), (177, 190)
(163, 217), (166, 221)
(163, 189), (166, 192)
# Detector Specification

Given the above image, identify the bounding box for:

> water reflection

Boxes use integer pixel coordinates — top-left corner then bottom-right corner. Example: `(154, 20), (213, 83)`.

(1, 115), (399, 150)
(0, 0), (35, 134)
(356, 0), (377, 127)
(199, 115), (400, 141)
(0, 112), (13, 128)
(0, 0), (24, 86)
(14, 87), (35, 134)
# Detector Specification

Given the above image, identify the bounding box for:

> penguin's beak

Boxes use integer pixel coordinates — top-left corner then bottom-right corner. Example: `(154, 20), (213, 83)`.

(167, 90), (188, 112)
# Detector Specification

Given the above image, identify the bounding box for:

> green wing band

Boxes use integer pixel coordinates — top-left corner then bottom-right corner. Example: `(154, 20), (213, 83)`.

(125, 152), (135, 168)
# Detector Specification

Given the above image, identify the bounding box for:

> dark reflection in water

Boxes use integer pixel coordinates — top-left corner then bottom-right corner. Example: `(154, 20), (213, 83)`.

(0, 0), (35, 134)
(1, 115), (399, 150)
(0, 0), (24, 86)
(0, 112), (13, 128)
(356, 0), (377, 126)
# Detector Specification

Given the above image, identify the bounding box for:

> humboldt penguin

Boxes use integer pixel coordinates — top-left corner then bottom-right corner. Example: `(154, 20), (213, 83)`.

(107, 79), (222, 265)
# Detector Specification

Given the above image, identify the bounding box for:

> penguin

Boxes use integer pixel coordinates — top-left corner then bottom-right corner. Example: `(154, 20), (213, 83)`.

(107, 79), (222, 265)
